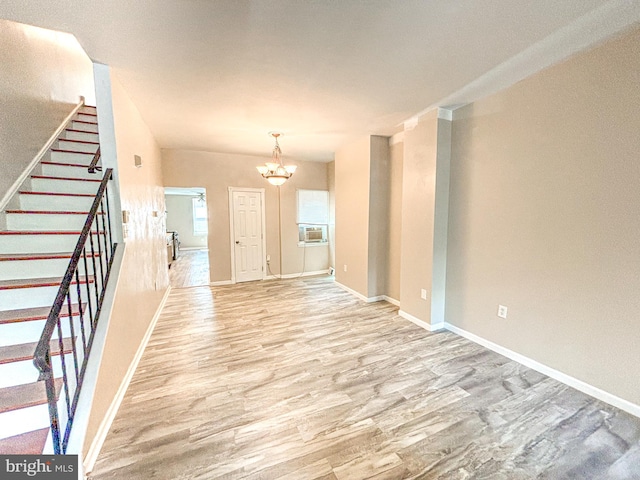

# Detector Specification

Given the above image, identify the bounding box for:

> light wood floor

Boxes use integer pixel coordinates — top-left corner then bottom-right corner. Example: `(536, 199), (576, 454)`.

(169, 249), (210, 288)
(89, 277), (640, 479)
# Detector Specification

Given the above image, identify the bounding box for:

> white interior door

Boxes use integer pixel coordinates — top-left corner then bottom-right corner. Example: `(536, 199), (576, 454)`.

(231, 189), (265, 282)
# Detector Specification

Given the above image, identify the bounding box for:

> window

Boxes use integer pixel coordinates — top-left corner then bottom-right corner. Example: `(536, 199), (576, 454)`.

(297, 189), (328, 245)
(192, 197), (208, 236)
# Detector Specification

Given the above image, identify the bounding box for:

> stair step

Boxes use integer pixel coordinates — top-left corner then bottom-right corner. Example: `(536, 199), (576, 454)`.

(29, 176), (101, 195)
(0, 253), (97, 282)
(0, 231), (96, 254)
(0, 428), (49, 454)
(39, 162), (98, 180)
(0, 253), (77, 262)
(70, 121), (98, 134)
(50, 151), (96, 166)
(0, 230), (88, 236)
(55, 140), (99, 154)
(72, 119), (97, 126)
(76, 113), (97, 123)
(18, 191), (95, 212)
(0, 304), (84, 325)
(0, 316), (86, 349)
(0, 338), (74, 365)
(19, 191), (95, 198)
(0, 378), (63, 414)
(51, 148), (96, 156)
(6, 210), (99, 215)
(58, 138), (99, 146)
(64, 129), (99, 143)
(5, 210), (101, 232)
(0, 276), (94, 291)
(31, 175), (101, 183)
(40, 161), (91, 169)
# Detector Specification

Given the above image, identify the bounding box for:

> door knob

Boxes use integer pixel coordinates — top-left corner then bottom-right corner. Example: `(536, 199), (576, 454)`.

(235, 240), (240, 244)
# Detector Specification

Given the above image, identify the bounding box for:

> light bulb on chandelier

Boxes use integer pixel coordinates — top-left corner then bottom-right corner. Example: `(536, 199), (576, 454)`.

(257, 132), (297, 186)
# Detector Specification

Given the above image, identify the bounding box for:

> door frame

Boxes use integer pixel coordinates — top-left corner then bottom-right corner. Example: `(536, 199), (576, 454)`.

(228, 187), (267, 284)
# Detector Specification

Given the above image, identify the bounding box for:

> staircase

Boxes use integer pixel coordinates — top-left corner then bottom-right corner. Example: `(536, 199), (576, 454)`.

(0, 105), (105, 454)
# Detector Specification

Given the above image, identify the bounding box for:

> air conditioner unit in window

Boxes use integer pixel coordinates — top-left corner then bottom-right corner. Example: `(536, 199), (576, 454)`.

(304, 226), (324, 242)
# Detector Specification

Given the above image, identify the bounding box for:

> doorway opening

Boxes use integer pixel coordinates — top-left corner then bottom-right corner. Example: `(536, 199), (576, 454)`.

(164, 186), (210, 288)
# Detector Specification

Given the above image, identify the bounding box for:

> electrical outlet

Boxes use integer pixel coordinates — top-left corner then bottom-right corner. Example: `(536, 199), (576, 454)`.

(266, 254), (271, 262)
(497, 305), (508, 319)
(343, 264), (347, 272)
(421, 289), (427, 300)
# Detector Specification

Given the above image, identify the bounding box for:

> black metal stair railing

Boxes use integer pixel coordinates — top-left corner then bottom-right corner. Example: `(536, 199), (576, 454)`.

(87, 147), (101, 174)
(33, 167), (116, 454)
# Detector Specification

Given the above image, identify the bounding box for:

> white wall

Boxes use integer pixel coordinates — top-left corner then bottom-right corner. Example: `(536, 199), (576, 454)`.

(84, 69), (169, 455)
(165, 194), (208, 249)
(0, 19), (95, 201)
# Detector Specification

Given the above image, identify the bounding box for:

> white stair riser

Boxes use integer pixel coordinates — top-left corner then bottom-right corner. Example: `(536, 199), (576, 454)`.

(0, 315), (86, 347)
(64, 130), (99, 143)
(0, 257), (97, 281)
(30, 178), (101, 195)
(0, 360), (40, 388)
(0, 258), (67, 281)
(70, 121), (98, 133)
(50, 150), (95, 165)
(0, 234), (82, 254)
(6, 213), (91, 232)
(0, 404), (50, 441)
(0, 351), (83, 389)
(40, 163), (99, 180)
(79, 106), (96, 114)
(19, 194), (94, 211)
(0, 285), (62, 311)
(57, 140), (98, 154)
(76, 113), (97, 123)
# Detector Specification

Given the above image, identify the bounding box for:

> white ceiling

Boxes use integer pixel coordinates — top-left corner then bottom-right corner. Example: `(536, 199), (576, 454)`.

(1, 1), (639, 162)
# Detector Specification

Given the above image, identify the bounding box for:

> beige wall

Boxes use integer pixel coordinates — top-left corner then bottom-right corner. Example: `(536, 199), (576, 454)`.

(386, 136), (404, 302)
(84, 72), (169, 452)
(165, 194), (208, 249)
(162, 149), (329, 282)
(399, 112), (438, 321)
(367, 136), (391, 298)
(334, 135), (392, 299)
(446, 26), (640, 404)
(0, 19), (95, 200)
(334, 136), (371, 296)
(327, 161), (336, 270)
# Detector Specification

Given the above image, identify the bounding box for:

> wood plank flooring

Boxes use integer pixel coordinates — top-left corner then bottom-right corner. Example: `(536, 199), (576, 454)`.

(89, 277), (640, 479)
(169, 249), (210, 288)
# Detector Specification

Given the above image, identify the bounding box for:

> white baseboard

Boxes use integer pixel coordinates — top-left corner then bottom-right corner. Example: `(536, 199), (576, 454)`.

(398, 310), (445, 331)
(83, 286), (171, 474)
(444, 322), (640, 419)
(210, 280), (233, 286)
(281, 269), (330, 279)
(179, 247), (208, 251)
(331, 282), (398, 307)
(263, 270), (331, 281)
(334, 281), (385, 303)
(383, 296), (400, 307)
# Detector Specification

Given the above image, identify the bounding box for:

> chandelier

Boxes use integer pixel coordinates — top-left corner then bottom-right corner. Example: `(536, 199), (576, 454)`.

(257, 132), (297, 186)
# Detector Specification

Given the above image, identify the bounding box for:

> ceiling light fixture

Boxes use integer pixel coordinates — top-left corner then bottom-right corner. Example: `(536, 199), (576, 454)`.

(257, 132), (297, 186)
